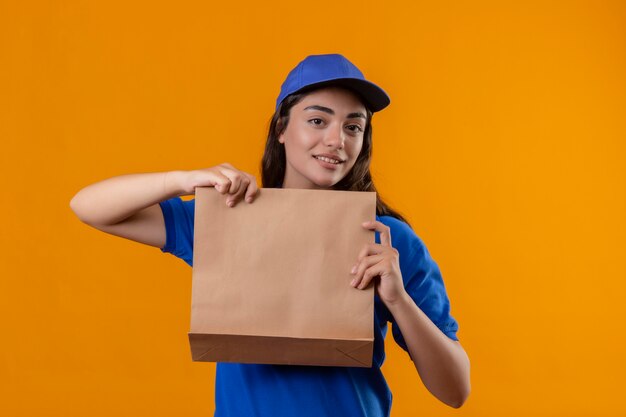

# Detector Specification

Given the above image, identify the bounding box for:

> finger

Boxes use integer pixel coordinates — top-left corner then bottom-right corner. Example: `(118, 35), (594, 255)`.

(243, 173), (259, 203)
(356, 263), (386, 290)
(356, 243), (385, 263)
(350, 254), (384, 288)
(209, 173), (232, 194)
(362, 220), (392, 247)
(226, 177), (251, 207)
(218, 168), (246, 195)
(226, 172), (258, 206)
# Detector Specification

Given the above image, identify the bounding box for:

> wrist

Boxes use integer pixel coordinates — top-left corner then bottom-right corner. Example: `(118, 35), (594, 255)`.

(384, 290), (413, 314)
(163, 170), (187, 196)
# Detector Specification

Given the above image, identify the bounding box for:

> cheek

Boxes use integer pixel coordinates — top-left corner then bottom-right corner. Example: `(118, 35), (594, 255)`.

(284, 129), (317, 152)
(349, 139), (364, 160)
(343, 142), (364, 173)
(283, 136), (313, 164)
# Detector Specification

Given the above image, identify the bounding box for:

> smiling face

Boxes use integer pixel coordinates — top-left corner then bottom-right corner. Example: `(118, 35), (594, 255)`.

(278, 87), (368, 189)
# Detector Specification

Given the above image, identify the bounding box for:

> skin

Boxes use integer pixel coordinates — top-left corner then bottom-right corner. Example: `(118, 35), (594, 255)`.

(352, 220), (470, 408)
(70, 86), (470, 408)
(278, 87), (366, 189)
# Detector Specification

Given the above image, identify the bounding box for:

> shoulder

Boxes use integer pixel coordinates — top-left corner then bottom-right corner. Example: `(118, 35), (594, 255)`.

(375, 215), (428, 256)
(376, 215), (413, 236)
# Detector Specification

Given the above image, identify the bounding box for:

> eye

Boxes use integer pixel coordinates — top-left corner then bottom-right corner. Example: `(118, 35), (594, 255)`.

(309, 118), (324, 126)
(346, 124), (363, 133)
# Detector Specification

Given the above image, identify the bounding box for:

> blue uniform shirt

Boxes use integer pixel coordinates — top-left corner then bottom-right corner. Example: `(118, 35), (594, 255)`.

(159, 197), (459, 417)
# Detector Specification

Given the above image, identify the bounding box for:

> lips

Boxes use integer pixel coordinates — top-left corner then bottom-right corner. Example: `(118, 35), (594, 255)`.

(313, 154), (345, 164)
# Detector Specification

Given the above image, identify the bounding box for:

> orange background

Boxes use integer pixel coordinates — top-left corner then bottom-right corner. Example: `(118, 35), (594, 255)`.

(1, 1), (625, 416)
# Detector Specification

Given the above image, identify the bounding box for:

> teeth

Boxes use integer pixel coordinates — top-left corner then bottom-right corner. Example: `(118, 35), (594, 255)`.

(315, 156), (341, 164)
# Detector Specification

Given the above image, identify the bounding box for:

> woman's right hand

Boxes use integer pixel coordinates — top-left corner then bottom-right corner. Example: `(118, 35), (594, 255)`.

(177, 163), (260, 207)
(71, 163), (260, 249)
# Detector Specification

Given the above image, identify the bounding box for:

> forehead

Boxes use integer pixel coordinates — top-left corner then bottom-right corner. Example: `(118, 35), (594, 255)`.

(294, 87), (367, 114)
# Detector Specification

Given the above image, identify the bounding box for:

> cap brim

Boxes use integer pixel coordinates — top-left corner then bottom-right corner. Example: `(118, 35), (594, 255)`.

(293, 78), (390, 112)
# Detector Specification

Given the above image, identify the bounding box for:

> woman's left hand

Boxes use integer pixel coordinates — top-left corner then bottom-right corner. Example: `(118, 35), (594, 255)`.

(350, 220), (407, 306)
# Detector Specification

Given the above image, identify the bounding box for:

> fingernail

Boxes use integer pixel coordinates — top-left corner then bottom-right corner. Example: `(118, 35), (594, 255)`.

(246, 197), (252, 203)
(350, 265), (357, 274)
(227, 200), (234, 207)
(350, 279), (357, 287)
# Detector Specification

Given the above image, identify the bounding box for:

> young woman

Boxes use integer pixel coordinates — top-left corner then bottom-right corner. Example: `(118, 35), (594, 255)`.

(71, 54), (470, 416)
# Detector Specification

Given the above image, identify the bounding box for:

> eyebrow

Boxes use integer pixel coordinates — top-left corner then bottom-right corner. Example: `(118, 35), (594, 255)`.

(303, 105), (367, 120)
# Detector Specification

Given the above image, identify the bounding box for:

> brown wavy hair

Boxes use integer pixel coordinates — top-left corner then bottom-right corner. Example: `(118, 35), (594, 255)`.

(261, 86), (409, 225)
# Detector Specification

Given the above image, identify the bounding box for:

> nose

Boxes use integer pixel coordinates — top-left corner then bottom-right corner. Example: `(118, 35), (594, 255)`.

(323, 124), (345, 149)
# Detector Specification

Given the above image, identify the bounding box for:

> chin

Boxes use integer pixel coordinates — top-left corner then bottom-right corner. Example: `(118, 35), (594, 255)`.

(312, 177), (343, 189)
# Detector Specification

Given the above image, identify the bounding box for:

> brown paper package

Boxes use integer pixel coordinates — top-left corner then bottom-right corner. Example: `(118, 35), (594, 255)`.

(189, 187), (376, 367)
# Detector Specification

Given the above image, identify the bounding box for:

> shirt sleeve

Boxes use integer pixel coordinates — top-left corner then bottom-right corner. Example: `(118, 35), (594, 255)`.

(159, 197), (196, 267)
(377, 217), (459, 350)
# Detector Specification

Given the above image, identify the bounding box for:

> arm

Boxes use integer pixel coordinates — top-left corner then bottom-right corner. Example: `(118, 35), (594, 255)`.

(385, 292), (470, 408)
(69, 163), (259, 247)
(350, 221), (470, 408)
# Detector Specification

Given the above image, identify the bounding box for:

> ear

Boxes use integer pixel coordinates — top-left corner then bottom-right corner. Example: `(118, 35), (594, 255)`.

(277, 119), (286, 144)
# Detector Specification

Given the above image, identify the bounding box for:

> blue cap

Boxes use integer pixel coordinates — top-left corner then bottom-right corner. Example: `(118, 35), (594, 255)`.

(275, 54), (390, 112)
